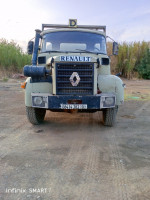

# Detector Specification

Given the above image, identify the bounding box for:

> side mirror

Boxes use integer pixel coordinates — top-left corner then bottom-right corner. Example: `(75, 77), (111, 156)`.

(113, 42), (119, 55)
(27, 41), (34, 55)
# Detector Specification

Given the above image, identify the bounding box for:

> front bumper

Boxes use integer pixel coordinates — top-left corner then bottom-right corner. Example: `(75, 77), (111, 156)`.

(31, 93), (116, 110)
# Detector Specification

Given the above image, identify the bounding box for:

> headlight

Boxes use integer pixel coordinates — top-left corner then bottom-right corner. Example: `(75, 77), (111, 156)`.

(100, 96), (116, 108)
(105, 97), (115, 106)
(32, 94), (48, 108)
(33, 97), (43, 105)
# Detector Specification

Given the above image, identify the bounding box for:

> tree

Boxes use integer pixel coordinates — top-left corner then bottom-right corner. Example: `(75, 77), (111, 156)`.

(137, 48), (150, 79)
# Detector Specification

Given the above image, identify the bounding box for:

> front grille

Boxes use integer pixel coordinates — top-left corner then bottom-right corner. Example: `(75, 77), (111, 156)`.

(56, 63), (94, 95)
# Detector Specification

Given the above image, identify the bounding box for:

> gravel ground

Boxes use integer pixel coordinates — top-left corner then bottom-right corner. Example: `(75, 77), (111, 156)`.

(0, 79), (150, 200)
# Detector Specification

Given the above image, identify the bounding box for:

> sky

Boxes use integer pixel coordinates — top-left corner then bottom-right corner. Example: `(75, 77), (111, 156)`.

(0, 0), (150, 52)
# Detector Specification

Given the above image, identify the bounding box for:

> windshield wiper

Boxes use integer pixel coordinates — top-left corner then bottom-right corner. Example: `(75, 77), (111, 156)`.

(41, 50), (69, 53)
(41, 49), (106, 55)
(75, 49), (101, 55)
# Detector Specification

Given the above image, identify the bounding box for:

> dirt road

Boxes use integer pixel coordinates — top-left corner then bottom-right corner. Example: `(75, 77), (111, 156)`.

(0, 79), (150, 200)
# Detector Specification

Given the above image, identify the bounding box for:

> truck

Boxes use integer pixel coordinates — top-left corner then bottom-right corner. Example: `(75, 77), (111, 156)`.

(22, 19), (124, 126)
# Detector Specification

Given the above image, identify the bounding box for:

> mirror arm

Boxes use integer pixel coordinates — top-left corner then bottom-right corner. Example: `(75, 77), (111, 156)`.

(29, 37), (35, 41)
(106, 36), (115, 42)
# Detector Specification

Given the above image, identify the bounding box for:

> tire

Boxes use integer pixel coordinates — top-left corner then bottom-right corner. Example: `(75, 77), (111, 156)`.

(102, 106), (118, 127)
(26, 107), (46, 125)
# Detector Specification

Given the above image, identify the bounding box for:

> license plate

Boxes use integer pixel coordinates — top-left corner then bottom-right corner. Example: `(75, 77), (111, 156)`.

(60, 104), (87, 109)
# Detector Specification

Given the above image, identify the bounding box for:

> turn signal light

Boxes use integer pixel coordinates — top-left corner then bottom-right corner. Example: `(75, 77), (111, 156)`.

(21, 82), (26, 89)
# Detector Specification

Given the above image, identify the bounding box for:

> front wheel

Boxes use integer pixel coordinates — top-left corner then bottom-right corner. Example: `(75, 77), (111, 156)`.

(102, 106), (118, 127)
(26, 107), (46, 125)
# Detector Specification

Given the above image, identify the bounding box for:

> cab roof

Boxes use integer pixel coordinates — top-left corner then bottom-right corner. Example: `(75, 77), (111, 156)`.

(40, 23), (106, 37)
(41, 28), (106, 37)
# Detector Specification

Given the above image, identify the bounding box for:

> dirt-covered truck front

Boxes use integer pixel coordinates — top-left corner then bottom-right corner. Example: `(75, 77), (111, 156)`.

(23, 19), (124, 126)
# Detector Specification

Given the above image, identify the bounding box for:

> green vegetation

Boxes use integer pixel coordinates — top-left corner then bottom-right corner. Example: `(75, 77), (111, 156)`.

(2, 77), (8, 82)
(107, 41), (150, 79)
(0, 39), (31, 72)
(137, 48), (150, 79)
(124, 92), (150, 101)
(0, 39), (149, 79)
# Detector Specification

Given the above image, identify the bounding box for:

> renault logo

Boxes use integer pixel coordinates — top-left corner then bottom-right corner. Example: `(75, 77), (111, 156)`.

(70, 72), (80, 86)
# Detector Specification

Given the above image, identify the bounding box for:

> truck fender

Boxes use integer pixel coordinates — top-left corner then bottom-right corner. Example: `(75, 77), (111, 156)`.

(98, 75), (124, 105)
(25, 77), (53, 107)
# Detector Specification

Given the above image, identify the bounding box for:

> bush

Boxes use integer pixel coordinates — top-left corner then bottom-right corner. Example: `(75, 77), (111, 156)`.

(0, 39), (31, 72)
(137, 48), (150, 79)
(107, 41), (150, 79)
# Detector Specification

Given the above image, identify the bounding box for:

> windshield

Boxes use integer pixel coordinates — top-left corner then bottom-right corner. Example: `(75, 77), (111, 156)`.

(41, 31), (107, 54)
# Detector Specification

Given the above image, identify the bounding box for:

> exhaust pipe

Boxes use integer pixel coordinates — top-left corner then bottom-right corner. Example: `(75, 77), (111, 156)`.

(32, 29), (41, 65)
